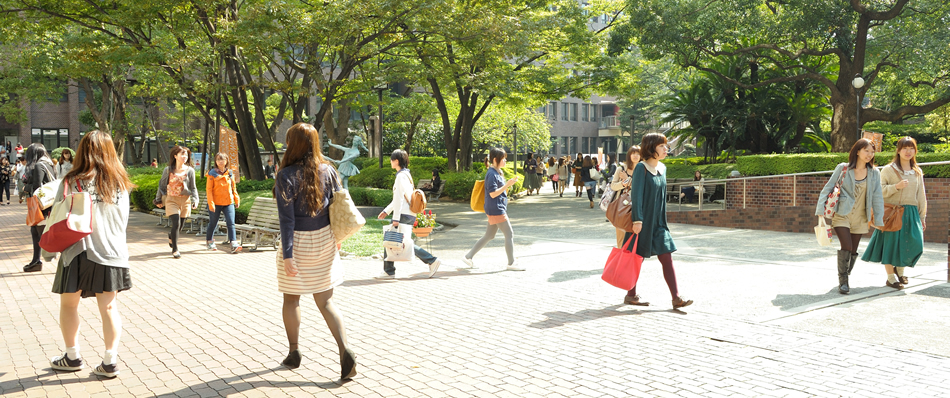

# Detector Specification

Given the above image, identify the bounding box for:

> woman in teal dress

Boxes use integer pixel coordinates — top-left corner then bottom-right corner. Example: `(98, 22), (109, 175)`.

(862, 137), (928, 290)
(326, 135), (368, 190)
(621, 133), (693, 310)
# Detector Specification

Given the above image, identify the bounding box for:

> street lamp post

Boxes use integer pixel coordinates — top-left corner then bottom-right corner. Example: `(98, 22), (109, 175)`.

(852, 73), (865, 142)
(629, 115), (635, 151)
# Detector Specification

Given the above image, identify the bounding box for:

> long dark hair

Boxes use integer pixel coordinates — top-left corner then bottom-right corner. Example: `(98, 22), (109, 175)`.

(64, 130), (135, 204)
(847, 138), (876, 169)
(24, 143), (50, 178)
(279, 123), (332, 216)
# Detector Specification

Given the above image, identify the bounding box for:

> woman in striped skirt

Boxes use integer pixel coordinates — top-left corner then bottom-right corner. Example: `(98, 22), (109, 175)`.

(274, 123), (356, 380)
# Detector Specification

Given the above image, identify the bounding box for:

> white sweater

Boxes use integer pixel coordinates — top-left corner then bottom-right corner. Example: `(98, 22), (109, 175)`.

(384, 169), (414, 221)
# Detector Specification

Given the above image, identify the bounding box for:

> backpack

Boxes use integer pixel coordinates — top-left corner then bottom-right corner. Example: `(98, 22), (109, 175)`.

(470, 180), (485, 213)
(399, 169), (427, 214)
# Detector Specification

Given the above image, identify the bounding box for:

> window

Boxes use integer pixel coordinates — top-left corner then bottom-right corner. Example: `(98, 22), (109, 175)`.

(582, 137), (590, 154)
(569, 137), (577, 155)
(582, 104), (589, 122)
(561, 137), (569, 155)
(31, 128), (69, 150)
(571, 103), (578, 121)
(539, 106), (546, 117)
(591, 105), (598, 122)
(562, 103), (569, 121)
(591, 15), (599, 23)
(549, 102), (557, 120)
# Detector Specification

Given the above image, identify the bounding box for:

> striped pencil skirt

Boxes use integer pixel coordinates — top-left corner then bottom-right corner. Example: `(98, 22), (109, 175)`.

(276, 226), (344, 295)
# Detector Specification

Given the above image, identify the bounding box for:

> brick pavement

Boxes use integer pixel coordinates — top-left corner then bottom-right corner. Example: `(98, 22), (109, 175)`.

(1, 201), (949, 398)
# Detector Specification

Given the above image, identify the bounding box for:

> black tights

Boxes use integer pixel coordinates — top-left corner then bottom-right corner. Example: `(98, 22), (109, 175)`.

(283, 291), (349, 360)
(168, 215), (185, 252)
(30, 225), (45, 263)
(626, 252), (680, 299)
(1, 181), (9, 201)
(834, 227), (862, 255)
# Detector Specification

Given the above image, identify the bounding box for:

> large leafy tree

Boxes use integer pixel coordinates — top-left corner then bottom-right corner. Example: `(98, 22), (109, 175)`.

(612, 0), (950, 152)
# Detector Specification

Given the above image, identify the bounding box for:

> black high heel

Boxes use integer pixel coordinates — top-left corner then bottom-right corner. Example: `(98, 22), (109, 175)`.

(282, 349), (301, 369)
(23, 261), (42, 272)
(341, 348), (357, 380)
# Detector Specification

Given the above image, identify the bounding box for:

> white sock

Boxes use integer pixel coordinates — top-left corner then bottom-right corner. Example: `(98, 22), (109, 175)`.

(65, 346), (81, 360)
(103, 349), (117, 365)
(887, 274), (898, 284)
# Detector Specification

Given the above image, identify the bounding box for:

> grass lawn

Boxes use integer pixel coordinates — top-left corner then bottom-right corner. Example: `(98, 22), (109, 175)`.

(341, 219), (386, 256)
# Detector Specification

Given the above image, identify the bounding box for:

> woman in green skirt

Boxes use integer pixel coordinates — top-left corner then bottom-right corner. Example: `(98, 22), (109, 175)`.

(862, 137), (928, 290)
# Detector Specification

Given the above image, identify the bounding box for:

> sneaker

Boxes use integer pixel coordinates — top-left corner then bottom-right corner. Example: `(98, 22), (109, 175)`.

(230, 244), (242, 254)
(207, 241), (217, 251)
(93, 362), (119, 378)
(172, 251), (181, 259)
(374, 272), (395, 280)
(427, 259), (441, 278)
(50, 353), (84, 371)
(459, 257), (475, 269)
(506, 262), (525, 271)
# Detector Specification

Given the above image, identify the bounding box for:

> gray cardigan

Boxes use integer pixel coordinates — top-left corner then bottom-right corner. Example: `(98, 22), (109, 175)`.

(153, 166), (199, 205)
(44, 179), (130, 268)
(815, 163), (884, 226)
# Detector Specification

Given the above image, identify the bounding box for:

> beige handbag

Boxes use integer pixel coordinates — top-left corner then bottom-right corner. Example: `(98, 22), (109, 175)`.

(815, 217), (833, 247)
(328, 173), (366, 244)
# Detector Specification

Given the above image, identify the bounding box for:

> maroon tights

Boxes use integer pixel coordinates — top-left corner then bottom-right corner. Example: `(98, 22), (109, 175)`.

(626, 252), (679, 299)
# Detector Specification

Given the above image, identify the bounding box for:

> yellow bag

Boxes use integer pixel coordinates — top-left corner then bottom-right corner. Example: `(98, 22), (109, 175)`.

(470, 180), (485, 213)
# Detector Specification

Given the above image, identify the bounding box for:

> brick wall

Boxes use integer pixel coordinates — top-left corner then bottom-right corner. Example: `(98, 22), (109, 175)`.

(668, 177), (949, 244)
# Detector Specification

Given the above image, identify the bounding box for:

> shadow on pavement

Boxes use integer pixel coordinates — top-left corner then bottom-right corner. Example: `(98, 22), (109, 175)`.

(770, 287), (882, 310)
(547, 269), (602, 283)
(155, 367), (344, 397)
(340, 269), (507, 287)
(528, 304), (670, 329)
(914, 284), (950, 299)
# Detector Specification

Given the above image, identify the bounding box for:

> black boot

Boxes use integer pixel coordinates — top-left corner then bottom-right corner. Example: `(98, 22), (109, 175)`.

(848, 252), (858, 275)
(837, 250), (851, 294)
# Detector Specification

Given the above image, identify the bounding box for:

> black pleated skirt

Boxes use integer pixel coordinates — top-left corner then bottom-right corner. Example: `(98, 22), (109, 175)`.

(52, 252), (132, 298)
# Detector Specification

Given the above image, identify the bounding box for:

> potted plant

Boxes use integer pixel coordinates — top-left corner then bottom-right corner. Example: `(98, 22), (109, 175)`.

(413, 210), (437, 237)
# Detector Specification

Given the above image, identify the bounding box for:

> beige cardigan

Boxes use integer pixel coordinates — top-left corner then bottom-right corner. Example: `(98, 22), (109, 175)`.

(609, 163), (635, 192)
(880, 163), (927, 219)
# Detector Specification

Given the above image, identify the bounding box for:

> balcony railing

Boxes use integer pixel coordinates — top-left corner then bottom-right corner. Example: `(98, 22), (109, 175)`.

(599, 115), (621, 129)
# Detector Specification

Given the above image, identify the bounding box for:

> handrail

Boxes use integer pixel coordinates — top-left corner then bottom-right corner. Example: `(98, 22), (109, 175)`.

(663, 160), (950, 187)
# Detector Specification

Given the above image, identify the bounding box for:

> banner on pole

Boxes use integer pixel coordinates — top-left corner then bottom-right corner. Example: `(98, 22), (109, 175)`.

(863, 131), (883, 152)
(219, 127), (241, 179)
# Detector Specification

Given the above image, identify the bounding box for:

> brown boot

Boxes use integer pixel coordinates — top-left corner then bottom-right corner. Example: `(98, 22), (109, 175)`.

(623, 295), (650, 306)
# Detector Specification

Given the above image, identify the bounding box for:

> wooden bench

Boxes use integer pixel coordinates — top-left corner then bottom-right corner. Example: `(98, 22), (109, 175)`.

(191, 191), (227, 236)
(152, 193), (204, 231)
(233, 197), (280, 251)
(416, 179), (445, 202)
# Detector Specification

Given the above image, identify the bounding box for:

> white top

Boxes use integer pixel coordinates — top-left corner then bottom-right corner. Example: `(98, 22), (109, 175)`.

(384, 169), (414, 221)
(49, 179), (131, 268)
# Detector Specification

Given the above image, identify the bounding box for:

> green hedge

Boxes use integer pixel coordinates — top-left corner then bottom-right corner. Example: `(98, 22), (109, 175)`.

(737, 153), (950, 177)
(348, 187), (394, 207)
(666, 163), (737, 179)
(129, 175), (161, 211)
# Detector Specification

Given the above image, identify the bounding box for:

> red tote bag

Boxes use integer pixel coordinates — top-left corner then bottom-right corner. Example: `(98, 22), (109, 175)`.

(602, 234), (643, 290)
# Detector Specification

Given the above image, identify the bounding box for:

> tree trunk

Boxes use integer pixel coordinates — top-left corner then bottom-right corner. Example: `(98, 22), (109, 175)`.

(785, 122), (807, 152)
(111, 80), (129, 164)
(404, 116), (421, 154)
(830, 94), (861, 152)
(224, 46), (265, 180)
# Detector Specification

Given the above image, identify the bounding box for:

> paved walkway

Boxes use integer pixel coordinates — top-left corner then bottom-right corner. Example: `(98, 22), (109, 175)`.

(1, 189), (948, 398)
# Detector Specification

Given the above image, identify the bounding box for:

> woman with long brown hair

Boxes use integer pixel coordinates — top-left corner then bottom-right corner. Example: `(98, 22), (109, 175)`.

(49, 130), (135, 378)
(571, 152), (584, 197)
(815, 138), (884, 294)
(274, 123), (356, 379)
(154, 146), (199, 259)
(862, 137), (927, 289)
(609, 145), (640, 248)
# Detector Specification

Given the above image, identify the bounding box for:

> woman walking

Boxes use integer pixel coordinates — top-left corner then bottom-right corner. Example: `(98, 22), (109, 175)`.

(622, 134), (692, 309)
(523, 152), (541, 196)
(0, 157), (13, 205)
(461, 147), (523, 271)
(48, 131), (135, 379)
(556, 157), (570, 197)
(375, 150), (442, 279)
(609, 146), (640, 248)
(580, 155), (597, 208)
(572, 152), (584, 197)
(275, 123), (356, 379)
(862, 137), (927, 289)
(546, 157), (558, 193)
(56, 149), (74, 179)
(815, 138), (884, 294)
(205, 153), (242, 253)
(154, 146), (199, 259)
(23, 144), (55, 272)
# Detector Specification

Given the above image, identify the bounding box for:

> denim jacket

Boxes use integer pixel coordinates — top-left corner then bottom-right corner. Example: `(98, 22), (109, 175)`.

(815, 163), (884, 226)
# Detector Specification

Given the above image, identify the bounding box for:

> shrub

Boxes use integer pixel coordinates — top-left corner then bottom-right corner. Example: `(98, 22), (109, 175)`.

(442, 171), (481, 201)
(236, 178), (275, 193)
(737, 152), (950, 177)
(348, 187), (393, 207)
(126, 166), (165, 177)
(348, 156), (449, 189)
(129, 175), (161, 211)
(666, 163), (737, 179)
